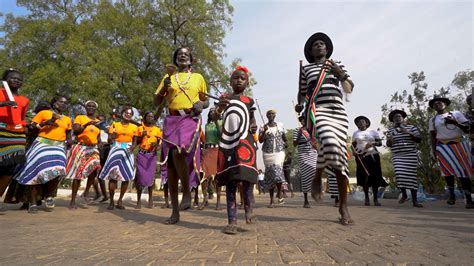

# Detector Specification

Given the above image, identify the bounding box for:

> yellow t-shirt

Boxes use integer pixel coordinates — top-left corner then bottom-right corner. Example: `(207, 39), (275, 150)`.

(109, 121), (138, 143)
(155, 72), (208, 110)
(138, 125), (162, 151)
(74, 115), (100, 145)
(33, 110), (72, 141)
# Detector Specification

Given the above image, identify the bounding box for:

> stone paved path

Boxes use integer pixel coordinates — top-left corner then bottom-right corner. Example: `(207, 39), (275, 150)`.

(1, 193), (473, 265)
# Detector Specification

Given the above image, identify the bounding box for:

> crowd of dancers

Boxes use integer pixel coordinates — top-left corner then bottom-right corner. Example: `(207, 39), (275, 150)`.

(0, 32), (472, 233)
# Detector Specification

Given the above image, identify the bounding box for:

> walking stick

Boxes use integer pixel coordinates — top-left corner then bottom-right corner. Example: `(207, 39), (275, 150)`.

(350, 143), (370, 177)
(254, 98), (266, 125)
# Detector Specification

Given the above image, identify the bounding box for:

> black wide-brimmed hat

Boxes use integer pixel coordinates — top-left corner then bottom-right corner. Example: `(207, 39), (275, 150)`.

(428, 96), (451, 108)
(354, 116), (371, 127)
(304, 32), (333, 63)
(388, 109), (407, 122)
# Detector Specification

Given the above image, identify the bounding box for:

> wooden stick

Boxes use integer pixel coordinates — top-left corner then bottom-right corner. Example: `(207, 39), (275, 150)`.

(254, 98), (266, 125)
(350, 143), (370, 177)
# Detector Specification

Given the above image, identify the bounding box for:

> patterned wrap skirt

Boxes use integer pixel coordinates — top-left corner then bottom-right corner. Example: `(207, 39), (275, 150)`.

(263, 151), (286, 189)
(15, 137), (67, 185)
(0, 127), (26, 173)
(65, 143), (101, 180)
(436, 138), (473, 178)
(99, 142), (135, 181)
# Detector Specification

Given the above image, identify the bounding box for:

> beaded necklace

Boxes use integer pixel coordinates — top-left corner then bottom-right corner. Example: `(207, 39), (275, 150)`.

(175, 70), (192, 90)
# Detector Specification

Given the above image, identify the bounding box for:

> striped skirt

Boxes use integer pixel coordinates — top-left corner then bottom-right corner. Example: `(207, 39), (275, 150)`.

(314, 106), (349, 173)
(99, 142), (135, 181)
(0, 128), (26, 168)
(15, 137), (67, 185)
(65, 143), (101, 180)
(436, 139), (473, 178)
(325, 167), (340, 195)
(297, 148), (317, 193)
(392, 151), (418, 190)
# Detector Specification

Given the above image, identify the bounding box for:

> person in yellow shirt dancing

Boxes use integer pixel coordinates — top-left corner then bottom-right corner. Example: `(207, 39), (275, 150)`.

(99, 106), (138, 210)
(154, 47), (209, 224)
(135, 111), (162, 209)
(15, 95), (72, 213)
(65, 100), (102, 209)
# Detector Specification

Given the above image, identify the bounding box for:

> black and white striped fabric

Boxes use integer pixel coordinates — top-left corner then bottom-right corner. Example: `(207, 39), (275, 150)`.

(387, 125), (420, 190)
(300, 61), (350, 173)
(293, 128), (317, 193)
(324, 167), (339, 195)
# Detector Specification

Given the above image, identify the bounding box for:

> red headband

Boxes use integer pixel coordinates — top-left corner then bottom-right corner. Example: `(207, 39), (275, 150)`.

(234, 65), (249, 74)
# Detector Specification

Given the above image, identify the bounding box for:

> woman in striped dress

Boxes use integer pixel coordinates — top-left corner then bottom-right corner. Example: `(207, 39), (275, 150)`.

(99, 107), (138, 210)
(293, 116), (317, 208)
(16, 95), (72, 213)
(386, 110), (423, 207)
(429, 96), (473, 208)
(295, 32), (354, 224)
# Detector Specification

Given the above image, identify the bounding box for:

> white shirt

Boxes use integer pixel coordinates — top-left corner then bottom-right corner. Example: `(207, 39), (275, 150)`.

(352, 129), (380, 156)
(258, 173), (264, 181)
(428, 111), (468, 140)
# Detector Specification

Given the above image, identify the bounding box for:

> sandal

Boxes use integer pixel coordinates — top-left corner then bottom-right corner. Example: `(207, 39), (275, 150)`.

(398, 196), (408, 204)
(447, 198), (456, 205)
(115, 204), (125, 210)
(413, 202), (423, 208)
(223, 224), (237, 235)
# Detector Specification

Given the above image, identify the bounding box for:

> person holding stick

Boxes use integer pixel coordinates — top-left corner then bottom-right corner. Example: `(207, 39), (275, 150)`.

(0, 69), (29, 201)
(154, 47), (209, 224)
(352, 116), (387, 206)
(295, 32), (354, 225)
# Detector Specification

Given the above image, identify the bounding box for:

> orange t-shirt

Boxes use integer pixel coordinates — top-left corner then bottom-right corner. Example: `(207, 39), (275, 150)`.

(109, 121), (138, 143)
(138, 125), (162, 151)
(74, 115), (101, 145)
(0, 88), (29, 131)
(33, 110), (72, 141)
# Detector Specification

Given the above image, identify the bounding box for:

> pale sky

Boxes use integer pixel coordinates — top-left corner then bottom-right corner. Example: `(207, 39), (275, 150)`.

(1, 0), (473, 134)
(222, 0), (473, 134)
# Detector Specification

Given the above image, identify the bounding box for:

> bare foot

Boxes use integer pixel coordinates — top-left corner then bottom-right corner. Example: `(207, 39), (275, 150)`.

(165, 214), (180, 225)
(69, 203), (77, 210)
(338, 205), (354, 225)
(215, 204), (223, 211)
(180, 194), (191, 211)
(198, 201), (208, 210)
(136, 202), (142, 209)
(161, 203), (170, 209)
(303, 202), (311, 208)
(147, 202), (154, 209)
(223, 224), (237, 234)
(311, 178), (322, 202)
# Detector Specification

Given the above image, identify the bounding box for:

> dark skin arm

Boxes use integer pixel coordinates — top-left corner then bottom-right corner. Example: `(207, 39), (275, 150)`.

(445, 116), (469, 133)
(430, 130), (437, 159)
(66, 130), (72, 149)
(258, 125), (267, 143)
(154, 77), (171, 107)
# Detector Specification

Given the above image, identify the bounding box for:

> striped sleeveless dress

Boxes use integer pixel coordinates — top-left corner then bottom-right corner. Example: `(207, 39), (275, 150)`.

(387, 125), (420, 190)
(293, 127), (317, 193)
(300, 61), (350, 174)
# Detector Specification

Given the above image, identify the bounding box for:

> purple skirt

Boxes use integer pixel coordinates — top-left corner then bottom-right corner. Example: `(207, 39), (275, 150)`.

(162, 115), (201, 190)
(135, 151), (157, 189)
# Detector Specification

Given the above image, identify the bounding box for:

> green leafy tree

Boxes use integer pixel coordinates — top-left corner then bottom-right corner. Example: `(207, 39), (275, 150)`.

(0, 0), (234, 115)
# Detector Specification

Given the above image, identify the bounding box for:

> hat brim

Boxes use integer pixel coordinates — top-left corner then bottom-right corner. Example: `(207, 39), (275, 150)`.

(354, 116), (371, 128)
(304, 32), (333, 63)
(429, 97), (451, 108)
(388, 109), (407, 122)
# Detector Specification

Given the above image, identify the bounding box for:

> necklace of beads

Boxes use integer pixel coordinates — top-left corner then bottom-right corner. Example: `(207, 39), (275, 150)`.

(175, 70), (192, 90)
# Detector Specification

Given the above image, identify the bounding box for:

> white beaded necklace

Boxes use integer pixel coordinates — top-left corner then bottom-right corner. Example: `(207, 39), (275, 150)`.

(175, 70), (192, 90)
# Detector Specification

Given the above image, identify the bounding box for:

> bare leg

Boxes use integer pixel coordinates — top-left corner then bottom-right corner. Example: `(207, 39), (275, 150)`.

(98, 179), (108, 202)
(108, 179), (116, 210)
(116, 181), (128, 209)
(268, 187), (275, 208)
(70, 179), (80, 209)
(311, 168), (324, 202)
(372, 186), (381, 206)
(303, 192), (310, 208)
(193, 187), (199, 207)
(161, 183), (170, 208)
(171, 150), (191, 211)
(83, 170), (97, 203)
(147, 186), (154, 208)
(0, 175), (12, 198)
(215, 184), (222, 210)
(238, 182), (244, 209)
(336, 170), (353, 225)
(136, 186), (142, 209)
(166, 152), (180, 224)
(363, 184), (370, 206)
(199, 179), (209, 210)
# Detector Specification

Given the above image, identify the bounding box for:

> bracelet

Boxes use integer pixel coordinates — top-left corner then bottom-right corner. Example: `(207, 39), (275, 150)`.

(215, 108), (223, 115)
(157, 90), (168, 97)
